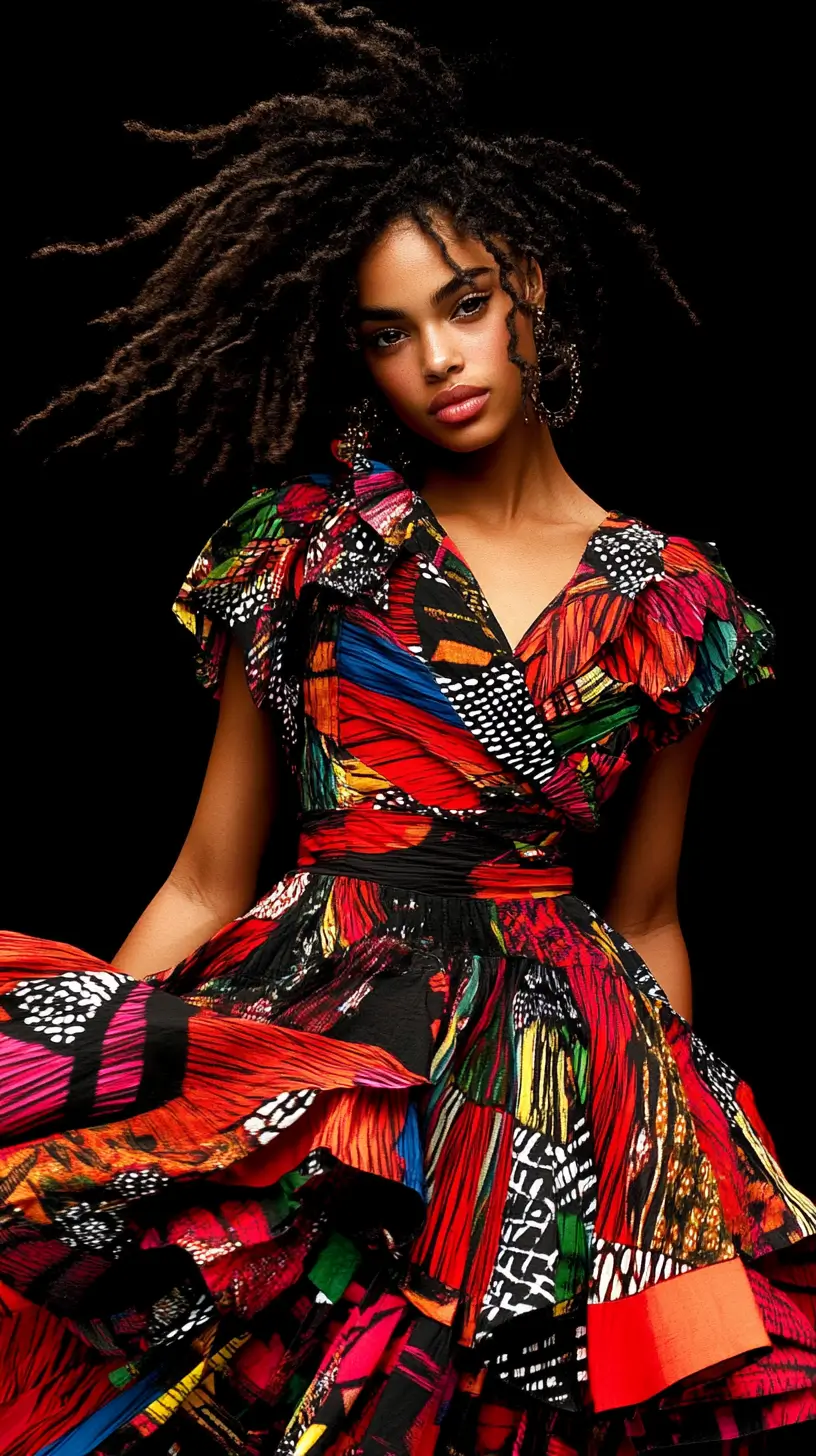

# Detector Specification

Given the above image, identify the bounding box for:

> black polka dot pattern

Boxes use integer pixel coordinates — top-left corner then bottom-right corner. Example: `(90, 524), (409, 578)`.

(483, 1318), (588, 1407)
(53, 1201), (127, 1252)
(243, 1087), (317, 1146)
(432, 659), (557, 786)
(9, 970), (130, 1045)
(585, 523), (666, 599)
(605, 925), (672, 1004)
(372, 783), (487, 821)
(109, 1167), (171, 1201)
(147, 1287), (215, 1347)
(193, 572), (271, 629)
(617, 948), (671, 1003)
(305, 510), (394, 609)
(299, 1149), (333, 1179)
(690, 1033), (739, 1114)
(512, 962), (587, 1032)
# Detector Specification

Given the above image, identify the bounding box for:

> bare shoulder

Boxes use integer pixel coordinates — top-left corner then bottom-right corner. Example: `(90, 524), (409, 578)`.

(531, 472), (610, 534)
(567, 487), (611, 531)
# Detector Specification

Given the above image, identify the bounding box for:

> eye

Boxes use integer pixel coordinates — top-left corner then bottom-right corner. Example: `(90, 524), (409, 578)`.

(452, 291), (491, 319)
(366, 327), (408, 351)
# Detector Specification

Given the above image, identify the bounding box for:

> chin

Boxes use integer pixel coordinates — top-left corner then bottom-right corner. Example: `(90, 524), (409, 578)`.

(434, 422), (508, 453)
(414, 416), (510, 455)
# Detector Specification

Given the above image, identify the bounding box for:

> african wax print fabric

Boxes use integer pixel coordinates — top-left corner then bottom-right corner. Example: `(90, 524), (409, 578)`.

(1, 464), (812, 1456)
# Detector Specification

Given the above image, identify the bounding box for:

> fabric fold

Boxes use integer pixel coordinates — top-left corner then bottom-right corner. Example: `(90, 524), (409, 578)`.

(1, 462), (808, 1455)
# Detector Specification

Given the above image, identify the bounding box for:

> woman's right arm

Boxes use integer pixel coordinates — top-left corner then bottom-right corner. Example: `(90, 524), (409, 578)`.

(112, 636), (281, 980)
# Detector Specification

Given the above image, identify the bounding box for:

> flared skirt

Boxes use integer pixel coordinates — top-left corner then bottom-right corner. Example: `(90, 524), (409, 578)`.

(0, 873), (814, 1455)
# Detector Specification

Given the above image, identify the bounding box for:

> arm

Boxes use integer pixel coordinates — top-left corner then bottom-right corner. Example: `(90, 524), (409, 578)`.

(111, 637), (281, 980)
(602, 717), (713, 1022)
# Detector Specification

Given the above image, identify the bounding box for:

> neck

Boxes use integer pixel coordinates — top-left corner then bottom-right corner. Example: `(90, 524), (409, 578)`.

(418, 410), (577, 525)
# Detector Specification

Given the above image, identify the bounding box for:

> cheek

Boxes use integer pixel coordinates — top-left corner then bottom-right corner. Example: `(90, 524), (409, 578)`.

(366, 351), (424, 413)
(363, 307), (536, 412)
(473, 307), (537, 384)
(482, 324), (517, 384)
(515, 314), (537, 366)
(491, 309), (536, 371)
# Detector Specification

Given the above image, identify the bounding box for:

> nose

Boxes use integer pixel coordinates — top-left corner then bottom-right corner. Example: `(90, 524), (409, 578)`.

(420, 324), (464, 383)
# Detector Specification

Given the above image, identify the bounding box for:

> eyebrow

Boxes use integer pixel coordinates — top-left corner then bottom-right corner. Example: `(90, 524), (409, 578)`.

(356, 266), (495, 323)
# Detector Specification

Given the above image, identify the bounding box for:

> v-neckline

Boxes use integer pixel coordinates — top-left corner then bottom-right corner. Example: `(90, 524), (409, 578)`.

(415, 495), (618, 662)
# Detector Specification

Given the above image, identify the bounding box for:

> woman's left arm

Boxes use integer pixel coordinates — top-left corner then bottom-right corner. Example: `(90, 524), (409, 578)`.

(603, 717), (714, 1023)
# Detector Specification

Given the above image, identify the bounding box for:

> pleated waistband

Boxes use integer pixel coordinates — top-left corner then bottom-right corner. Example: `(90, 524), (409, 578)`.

(295, 808), (573, 901)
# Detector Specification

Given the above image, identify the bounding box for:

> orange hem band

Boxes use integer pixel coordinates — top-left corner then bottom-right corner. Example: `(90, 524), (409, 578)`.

(587, 1257), (770, 1411)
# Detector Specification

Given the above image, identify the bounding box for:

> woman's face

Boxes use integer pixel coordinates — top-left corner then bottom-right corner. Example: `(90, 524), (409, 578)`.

(354, 214), (545, 452)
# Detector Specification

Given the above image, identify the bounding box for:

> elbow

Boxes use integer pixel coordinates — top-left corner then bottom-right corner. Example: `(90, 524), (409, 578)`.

(167, 863), (255, 924)
(616, 909), (680, 941)
(605, 890), (680, 942)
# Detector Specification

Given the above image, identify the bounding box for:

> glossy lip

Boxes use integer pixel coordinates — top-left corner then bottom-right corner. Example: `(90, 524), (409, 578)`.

(428, 384), (490, 424)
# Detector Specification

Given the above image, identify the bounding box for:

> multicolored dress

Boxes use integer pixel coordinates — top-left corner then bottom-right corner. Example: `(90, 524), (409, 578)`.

(1, 463), (813, 1456)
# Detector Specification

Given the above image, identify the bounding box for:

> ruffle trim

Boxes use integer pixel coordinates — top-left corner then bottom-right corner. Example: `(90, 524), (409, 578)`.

(626, 536), (775, 748)
(1, 922), (814, 1441)
(171, 467), (411, 733)
(172, 478), (333, 742)
(173, 470), (776, 758)
(541, 530), (775, 746)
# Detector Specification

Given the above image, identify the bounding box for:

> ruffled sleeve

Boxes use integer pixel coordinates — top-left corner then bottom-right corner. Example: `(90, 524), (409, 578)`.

(602, 535), (775, 752)
(172, 478), (330, 716)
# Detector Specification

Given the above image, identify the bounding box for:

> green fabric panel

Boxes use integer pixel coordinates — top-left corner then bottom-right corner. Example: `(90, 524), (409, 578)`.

(549, 698), (640, 752)
(285, 1370), (310, 1406)
(108, 1365), (134, 1390)
(571, 1039), (589, 1105)
(554, 1209), (589, 1303)
(308, 1230), (360, 1301)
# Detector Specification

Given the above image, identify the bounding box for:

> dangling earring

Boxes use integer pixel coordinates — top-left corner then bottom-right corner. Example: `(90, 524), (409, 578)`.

(527, 306), (583, 428)
(334, 398), (376, 473)
(334, 396), (413, 475)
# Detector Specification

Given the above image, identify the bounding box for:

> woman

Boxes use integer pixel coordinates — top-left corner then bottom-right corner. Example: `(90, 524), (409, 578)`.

(2, 6), (813, 1454)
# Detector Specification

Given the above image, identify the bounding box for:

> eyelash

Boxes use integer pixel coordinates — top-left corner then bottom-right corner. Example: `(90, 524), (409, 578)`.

(367, 291), (491, 351)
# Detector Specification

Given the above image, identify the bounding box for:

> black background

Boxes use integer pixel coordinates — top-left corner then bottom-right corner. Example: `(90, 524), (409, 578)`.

(5, 4), (811, 1202)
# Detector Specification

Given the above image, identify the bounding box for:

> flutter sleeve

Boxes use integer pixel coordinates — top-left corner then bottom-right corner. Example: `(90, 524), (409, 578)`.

(607, 535), (776, 753)
(172, 478), (328, 714)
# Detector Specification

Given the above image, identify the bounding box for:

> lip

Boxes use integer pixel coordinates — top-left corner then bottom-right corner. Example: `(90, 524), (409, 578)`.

(428, 385), (490, 424)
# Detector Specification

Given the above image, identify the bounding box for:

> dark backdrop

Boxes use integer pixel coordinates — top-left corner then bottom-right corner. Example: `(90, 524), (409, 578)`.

(5, 5), (811, 1198)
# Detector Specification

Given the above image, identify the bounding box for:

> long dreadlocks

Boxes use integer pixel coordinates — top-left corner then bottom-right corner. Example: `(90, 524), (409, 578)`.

(18, 2), (695, 484)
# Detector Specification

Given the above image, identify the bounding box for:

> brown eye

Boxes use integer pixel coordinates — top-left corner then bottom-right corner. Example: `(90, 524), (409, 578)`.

(452, 291), (490, 319)
(366, 327), (407, 351)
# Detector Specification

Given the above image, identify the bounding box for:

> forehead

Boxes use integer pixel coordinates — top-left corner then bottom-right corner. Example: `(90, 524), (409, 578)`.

(356, 216), (497, 303)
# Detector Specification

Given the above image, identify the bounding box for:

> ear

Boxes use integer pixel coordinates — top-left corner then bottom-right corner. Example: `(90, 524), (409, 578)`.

(523, 257), (546, 308)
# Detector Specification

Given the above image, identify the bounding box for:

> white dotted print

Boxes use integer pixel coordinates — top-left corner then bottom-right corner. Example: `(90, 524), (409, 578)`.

(585, 523), (666, 599)
(305, 514), (392, 606)
(590, 1237), (691, 1302)
(243, 1086), (317, 1146)
(109, 1167), (170, 1201)
(148, 1288), (215, 1346)
(434, 660), (557, 785)
(690, 1034), (739, 1114)
(53, 1201), (127, 1252)
(11, 971), (130, 1045)
(372, 785), (486, 820)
